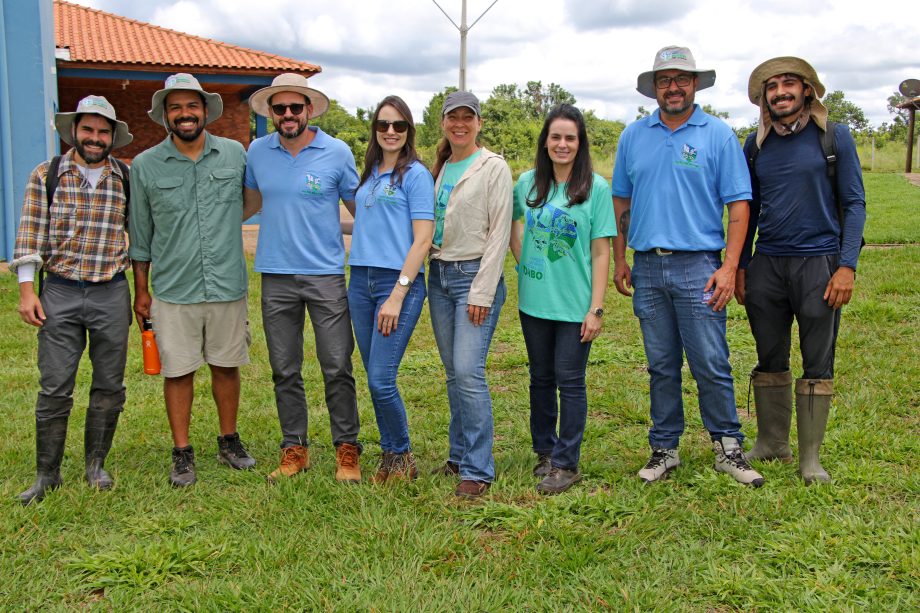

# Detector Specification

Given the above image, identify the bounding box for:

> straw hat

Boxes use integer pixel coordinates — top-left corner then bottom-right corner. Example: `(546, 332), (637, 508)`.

(249, 73), (330, 119)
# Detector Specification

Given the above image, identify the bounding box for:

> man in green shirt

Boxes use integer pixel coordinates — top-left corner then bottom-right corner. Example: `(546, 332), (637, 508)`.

(129, 74), (254, 487)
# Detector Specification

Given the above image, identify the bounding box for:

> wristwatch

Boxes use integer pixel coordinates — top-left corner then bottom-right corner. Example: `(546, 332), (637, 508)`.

(398, 275), (412, 288)
(591, 307), (604, 317)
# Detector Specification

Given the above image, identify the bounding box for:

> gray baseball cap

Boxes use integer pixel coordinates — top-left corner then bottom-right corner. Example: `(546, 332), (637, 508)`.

(442, 91), (481, 116)
(636, 46), (716, 99)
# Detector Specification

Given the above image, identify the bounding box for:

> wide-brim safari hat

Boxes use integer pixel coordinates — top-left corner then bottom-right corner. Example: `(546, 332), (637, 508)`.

(747, 56), (826, 104)
(636, 45), (716, 99)
(54, 95), (133, 149)
(148, 73), (223, 127)
(249, 73), (330, 119)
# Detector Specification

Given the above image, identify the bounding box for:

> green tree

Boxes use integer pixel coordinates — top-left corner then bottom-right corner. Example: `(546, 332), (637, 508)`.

(311, 99), (370, 164)
(823, 90), (870, 133)
(636, 106), (651, 120)
(583, 109), (624, 153)
(417, 87), (458, 148)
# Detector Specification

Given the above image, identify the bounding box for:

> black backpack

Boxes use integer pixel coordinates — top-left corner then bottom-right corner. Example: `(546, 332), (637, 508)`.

(744, 121), (864, 249)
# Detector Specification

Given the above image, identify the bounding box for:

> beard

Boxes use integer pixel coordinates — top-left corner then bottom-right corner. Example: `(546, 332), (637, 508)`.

(767, 95), (805, 121)
(659, 91), (693, 116)
(273, 116), (308, 140)
(74, 138), (113, 165)
(169, 115), (205, 142)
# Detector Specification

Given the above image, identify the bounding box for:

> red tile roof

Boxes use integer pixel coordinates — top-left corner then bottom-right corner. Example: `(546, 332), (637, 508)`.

(54, 0), (321, 75)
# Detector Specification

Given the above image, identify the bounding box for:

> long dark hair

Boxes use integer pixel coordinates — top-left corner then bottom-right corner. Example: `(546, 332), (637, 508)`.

(359, 95), (421, 187)
(527, 104), (593, 208)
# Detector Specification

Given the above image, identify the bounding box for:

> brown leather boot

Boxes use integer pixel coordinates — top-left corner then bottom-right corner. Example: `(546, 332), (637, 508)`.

(335, 443), (361, 483)
(267, 445), (309, 483)
(370, 452), (394, 484)
(387, 452), (418, 482)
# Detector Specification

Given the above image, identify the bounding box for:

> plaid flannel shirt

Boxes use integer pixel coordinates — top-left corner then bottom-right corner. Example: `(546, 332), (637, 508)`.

(11, 149), (129, 282)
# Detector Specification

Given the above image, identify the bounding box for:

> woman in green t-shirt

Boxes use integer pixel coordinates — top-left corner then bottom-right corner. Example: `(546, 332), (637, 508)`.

(510, 104), (616, 495)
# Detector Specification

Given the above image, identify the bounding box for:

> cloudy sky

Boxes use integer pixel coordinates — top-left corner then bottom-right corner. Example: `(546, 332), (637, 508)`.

(72, 0), (919, 129)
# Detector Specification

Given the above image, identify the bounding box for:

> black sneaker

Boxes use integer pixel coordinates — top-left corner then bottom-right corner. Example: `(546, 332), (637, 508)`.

(170, 446), (197, 488)
(217, 433), (256, 470)
(536, 467), (582, 495)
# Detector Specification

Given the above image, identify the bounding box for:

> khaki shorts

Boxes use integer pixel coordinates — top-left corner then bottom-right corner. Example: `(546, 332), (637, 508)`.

(151, 298), (251, 377)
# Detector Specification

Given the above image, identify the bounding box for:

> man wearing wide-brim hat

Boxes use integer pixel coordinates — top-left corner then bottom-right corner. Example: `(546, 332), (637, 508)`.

(242, 73), (363, 483)
(10, 95), (133, 504)
(735, 57), (867, 485)
(128, 73), (256, 488)
(611, 45), (766, 487)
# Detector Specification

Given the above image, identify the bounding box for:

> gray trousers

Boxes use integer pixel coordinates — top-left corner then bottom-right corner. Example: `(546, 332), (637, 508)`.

(36, 276), (131, 421)
(261, 274), (359, 448)
(744, 254), (841, 380)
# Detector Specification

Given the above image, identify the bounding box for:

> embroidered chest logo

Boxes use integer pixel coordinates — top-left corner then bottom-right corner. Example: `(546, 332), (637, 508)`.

(677, 143), (700, 168)
(302, 173), (322, 196)
(382, 183), (397, 198)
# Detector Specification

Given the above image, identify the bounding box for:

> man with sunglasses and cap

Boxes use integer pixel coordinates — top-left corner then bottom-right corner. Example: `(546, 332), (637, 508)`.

(612, 46), (765, 487)
(243, 73), (363, 483)
(10, 96), (133, 504)
(129, 73), (254, 488)
(736, 57), (866, 485)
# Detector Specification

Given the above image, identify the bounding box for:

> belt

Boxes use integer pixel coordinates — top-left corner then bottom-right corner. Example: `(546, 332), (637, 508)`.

(45, 270), (126, 288)
(647, 248), (674, 256)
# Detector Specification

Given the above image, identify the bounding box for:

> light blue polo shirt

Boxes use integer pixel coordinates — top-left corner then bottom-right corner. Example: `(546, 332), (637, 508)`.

(348, 160), (434, 271)
(611, 105), (751, 252)
(245, 127), (359, 274)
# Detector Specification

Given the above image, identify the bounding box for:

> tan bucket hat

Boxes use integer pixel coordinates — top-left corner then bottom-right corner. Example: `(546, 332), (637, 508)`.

(748, 56), (826, 104)
(636, 46), (716, 98)
(148, 73), (224, 127)
(249, 73), (330, 119)
(54, 95), (133, 149)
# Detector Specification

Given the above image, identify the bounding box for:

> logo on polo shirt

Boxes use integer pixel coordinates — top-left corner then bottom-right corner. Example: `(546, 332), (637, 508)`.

(302, 173), (323, 196)
(676, 143), (700, 168)
(382, 183), (397, 198)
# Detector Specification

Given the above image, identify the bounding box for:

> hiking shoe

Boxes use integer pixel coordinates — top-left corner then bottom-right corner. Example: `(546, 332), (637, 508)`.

(370, 452), (395, 484)
(170, 446), (197, 488)
(267, 445), (309, 483)
(714, 437), (765, 487)
(638, 448), (680, 482)
(217, 432), (256, 470)
(335, 443), (362, 483)
(455, 479), (490, 499)
(536, 467), (582, 495)
(431, 460), (460, 477)
(387, 452), (418, 482)
(533, 454), (552, 477)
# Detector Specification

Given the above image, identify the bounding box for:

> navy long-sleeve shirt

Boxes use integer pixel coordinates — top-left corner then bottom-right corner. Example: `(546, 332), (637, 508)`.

(741, 121), (866, 270)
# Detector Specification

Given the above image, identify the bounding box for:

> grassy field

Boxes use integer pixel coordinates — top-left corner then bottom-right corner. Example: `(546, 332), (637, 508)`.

(1, 174), (918, 610)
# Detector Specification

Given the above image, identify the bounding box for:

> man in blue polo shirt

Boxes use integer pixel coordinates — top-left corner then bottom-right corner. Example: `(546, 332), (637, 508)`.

(611, 46), (764, 487)
(243, 73), (362, 483)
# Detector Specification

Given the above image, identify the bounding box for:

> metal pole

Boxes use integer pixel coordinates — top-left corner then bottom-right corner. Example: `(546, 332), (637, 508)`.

(459, 0), (467, 91)
(906, 108), (916, 173)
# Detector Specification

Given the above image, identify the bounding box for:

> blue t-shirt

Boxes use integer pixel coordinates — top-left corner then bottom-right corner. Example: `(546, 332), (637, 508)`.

(245, 128), (359, 274)
(611, 105), (751, 252)
(433, 150), (481, 247)
(348, 161), (435, 271)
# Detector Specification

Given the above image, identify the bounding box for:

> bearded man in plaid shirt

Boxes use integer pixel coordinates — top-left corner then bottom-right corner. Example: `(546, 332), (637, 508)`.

(10, 96), (134, 505)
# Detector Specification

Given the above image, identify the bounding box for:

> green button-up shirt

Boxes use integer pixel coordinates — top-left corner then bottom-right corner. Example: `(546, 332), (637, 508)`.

(129, 132), (247, 304)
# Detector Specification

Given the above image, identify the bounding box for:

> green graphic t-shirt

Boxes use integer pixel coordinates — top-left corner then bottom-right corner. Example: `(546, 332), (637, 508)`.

(433, 150), (481, 247)
(513, 171), (616, 322)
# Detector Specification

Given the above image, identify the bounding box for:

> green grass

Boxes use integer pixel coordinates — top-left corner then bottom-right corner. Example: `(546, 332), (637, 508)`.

(1, 174), (918, 610)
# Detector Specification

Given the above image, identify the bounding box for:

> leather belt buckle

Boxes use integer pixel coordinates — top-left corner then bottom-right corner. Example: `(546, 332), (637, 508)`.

(653, 248), (673, 256)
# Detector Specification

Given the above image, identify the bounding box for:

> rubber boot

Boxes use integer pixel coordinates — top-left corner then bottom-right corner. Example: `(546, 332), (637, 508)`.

(796, 378), (833, 485)
(85, 407), (121, 490)
(18, 417), (68, 505)
(747, 370), (794, 462)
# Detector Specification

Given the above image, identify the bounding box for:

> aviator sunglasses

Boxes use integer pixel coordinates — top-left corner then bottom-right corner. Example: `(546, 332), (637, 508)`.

(270, 103), (306, 116)
(374, 119), (410, 134)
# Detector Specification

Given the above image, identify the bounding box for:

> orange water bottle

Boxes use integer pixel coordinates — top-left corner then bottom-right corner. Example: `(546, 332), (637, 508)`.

(142, 319), (161, 375)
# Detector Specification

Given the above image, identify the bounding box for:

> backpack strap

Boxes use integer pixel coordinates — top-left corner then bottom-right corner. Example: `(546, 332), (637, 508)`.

(44, 155), (62, 207)
(113, 158), (130, 219)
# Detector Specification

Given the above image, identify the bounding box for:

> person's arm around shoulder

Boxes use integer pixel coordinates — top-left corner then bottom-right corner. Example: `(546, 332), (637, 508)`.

(467, 155), (513, 325)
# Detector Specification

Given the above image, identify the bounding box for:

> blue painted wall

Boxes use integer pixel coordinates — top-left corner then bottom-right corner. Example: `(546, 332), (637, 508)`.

(0, 0), (56, 261)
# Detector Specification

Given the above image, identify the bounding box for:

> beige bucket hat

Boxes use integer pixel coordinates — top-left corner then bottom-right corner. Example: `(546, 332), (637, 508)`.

(54, 95), (133, 149)
(748, 56), (829, 147)
(636, 46), (716, 98)
(249, 73), (330, 119)
(148, 73), (224, 127)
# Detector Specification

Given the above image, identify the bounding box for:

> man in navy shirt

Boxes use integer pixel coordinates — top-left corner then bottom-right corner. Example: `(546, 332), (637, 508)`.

(736, 57), (867, 484)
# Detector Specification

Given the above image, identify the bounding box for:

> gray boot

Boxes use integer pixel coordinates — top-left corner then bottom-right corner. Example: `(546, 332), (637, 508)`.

(748, 370), (794, 462)
(796, 378), (833, 485)
(84, 407), (121, 490)
(18, 417), (68, 505)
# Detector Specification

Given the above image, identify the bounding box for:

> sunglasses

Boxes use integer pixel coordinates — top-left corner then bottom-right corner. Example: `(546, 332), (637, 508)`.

(271, 103), (306, 116)
(374, 120), (410, 134)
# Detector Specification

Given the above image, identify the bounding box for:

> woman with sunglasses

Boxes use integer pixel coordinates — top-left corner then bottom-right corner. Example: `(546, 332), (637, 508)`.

(428, 91), (513, 499)
(346, 96), (434, 483)
(509, 104), (616, 495)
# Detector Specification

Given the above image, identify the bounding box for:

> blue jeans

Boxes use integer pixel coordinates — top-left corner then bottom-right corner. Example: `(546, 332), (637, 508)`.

(519, 311), (591, 471)
(347, 266), (426, 454)
(631, 250), (743, 449)
(428, 259), (506, 482)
